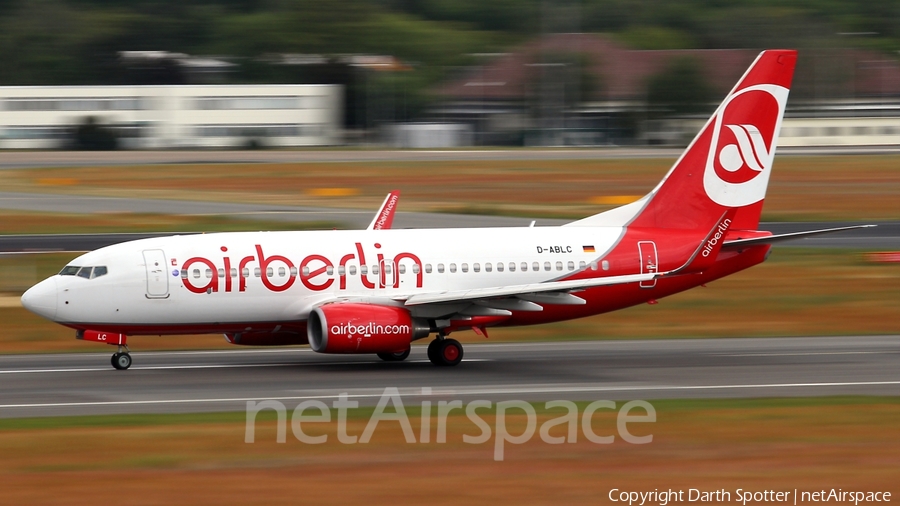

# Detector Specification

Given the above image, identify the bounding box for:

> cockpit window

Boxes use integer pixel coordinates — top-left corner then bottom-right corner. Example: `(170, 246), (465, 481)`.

(60, 265), (108, 279)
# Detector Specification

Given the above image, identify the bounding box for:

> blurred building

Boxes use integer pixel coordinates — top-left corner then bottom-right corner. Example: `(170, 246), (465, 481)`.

(435, 33), (900, 147)
(0, 85), (342, 149)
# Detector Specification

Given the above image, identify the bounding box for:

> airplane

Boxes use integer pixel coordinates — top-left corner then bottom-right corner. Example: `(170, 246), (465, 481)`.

(20, 49), (872, 370)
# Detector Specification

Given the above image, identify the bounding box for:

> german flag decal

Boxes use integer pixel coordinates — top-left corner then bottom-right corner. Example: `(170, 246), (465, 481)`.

(583, 245), (595, 253)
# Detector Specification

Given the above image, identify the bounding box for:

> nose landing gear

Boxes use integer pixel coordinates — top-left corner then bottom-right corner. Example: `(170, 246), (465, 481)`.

(111, 346), (132, 370)
(76, 330), (132, 370)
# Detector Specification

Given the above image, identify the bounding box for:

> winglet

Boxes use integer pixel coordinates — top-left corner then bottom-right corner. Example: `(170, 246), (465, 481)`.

(668, 209), (736, 276)
(367, 190), (400, 230)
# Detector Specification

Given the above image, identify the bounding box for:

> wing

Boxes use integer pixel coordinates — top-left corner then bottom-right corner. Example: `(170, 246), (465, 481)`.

(401, 271), (658, 306)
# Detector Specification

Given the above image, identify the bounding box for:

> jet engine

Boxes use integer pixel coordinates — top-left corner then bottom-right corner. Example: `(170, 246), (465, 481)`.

(307, 303), (430, 354)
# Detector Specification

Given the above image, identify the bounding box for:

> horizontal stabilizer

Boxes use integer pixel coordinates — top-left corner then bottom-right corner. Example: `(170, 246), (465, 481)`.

(723, 224), (876, 249)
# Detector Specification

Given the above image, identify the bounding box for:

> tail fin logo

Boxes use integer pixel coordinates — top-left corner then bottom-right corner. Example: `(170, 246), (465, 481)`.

(718, 124), (769, 177)
(704, 84), (790, 207)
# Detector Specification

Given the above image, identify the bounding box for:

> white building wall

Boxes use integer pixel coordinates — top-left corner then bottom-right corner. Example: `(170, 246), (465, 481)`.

(0, 84), (342, 149)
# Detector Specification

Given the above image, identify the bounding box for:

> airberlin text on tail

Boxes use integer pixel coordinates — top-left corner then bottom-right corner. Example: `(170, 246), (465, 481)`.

(631, 50), (797, 232)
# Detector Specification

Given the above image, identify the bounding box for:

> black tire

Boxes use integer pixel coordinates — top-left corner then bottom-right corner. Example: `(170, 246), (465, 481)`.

(435, 339), (463, 367)
(377, 348), (410, 362)
(111, 353), (120, 369)
(427, 339), (440, 364)
(112, 352), (132, 370)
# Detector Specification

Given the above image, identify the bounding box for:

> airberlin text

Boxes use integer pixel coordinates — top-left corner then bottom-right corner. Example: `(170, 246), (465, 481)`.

(331, 323), (410, 339)
(701, 218), (732, 258)
(180, 242), (423, 294)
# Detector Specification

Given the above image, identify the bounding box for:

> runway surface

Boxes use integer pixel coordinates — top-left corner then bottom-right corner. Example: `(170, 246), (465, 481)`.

(2, 146), (900, 169)
(1, 336), (897, 418)
(0, 190), (547, 230)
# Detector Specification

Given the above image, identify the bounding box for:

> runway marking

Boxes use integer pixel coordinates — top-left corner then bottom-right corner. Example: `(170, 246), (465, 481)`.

(1, 380), (898, 410)
(718, 351), (895, 357)
(0, 359), (492, 375)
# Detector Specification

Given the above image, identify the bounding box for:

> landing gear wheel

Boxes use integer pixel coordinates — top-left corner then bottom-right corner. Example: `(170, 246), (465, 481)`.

(427, 339), (440, 363)
(430, 338), (463, 367)
(111, 352), (132, 370)
(377, 348), (411, 362)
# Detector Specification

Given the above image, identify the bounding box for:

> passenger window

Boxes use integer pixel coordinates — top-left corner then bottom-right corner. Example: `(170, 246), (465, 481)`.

(350, 266), (357, 275)
(338, 265), (346, 276)
(77, 267), (93, 279)
(449, 263), (457, 273)
(473, 263), (480, 273)
(302, 266), (310, 276)
(497, 262), (504, 272)
(193, 269), (201, 279)
(509, 262), (516, 272)
(181, 269), (188, 279)
(556, 261), (563, 271)
(254, 268), (261, 277)
(59, 266), (81, 276)
(521, 262), (528, 272)
(485, 263), (492, 272)
(266, 267), (273, 277)
(278, 267), (285, 277)
(384, 264), (392, 275)
(230, 268), (237, 277)
(372, 265), (379, 275)
(326, 266), (334, 275)
(290, 267), (298, 276)
(579, 261), (586, 269)
(206, 269), (213, 278)
(567, 261), (575, 271)
(533, 262), (540, 272)
(437, 263), (445, 273)
(424, 264), (432, 274)
(461, 263), (469, 273)
(92, 266), (108, 278)
(590, 261), (598, 271)
(361, 265), (368, 275)
(242, 268), (250, 278)
(218, 268), (225, 278)
(602, 260), (610, 271)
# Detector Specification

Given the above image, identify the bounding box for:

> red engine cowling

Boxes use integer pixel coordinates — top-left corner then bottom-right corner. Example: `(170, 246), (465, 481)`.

(307, 303), (430, 354)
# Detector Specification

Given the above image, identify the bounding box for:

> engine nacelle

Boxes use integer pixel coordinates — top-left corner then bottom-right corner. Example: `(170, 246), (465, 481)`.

(307, 303), (430, 354)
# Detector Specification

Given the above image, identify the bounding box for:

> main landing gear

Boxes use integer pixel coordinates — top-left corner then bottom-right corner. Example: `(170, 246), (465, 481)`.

(427, 336), (463, 367)
(111, 345), (132, 370)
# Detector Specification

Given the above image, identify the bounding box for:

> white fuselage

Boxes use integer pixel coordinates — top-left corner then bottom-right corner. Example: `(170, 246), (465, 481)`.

(29, 226), (624, 330)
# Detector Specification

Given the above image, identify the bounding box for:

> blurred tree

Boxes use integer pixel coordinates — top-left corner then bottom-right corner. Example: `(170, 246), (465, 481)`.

(645, 57), (714, 117)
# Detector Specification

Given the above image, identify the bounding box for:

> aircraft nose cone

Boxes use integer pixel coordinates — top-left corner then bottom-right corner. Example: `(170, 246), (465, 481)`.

(21, 277), (58, 320)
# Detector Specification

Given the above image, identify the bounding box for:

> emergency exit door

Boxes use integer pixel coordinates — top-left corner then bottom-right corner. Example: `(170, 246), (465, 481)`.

(638, 241), (658, 288)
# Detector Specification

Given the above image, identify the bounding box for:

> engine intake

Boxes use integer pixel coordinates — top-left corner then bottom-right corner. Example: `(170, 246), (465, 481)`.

(308, 303), (430, 354)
